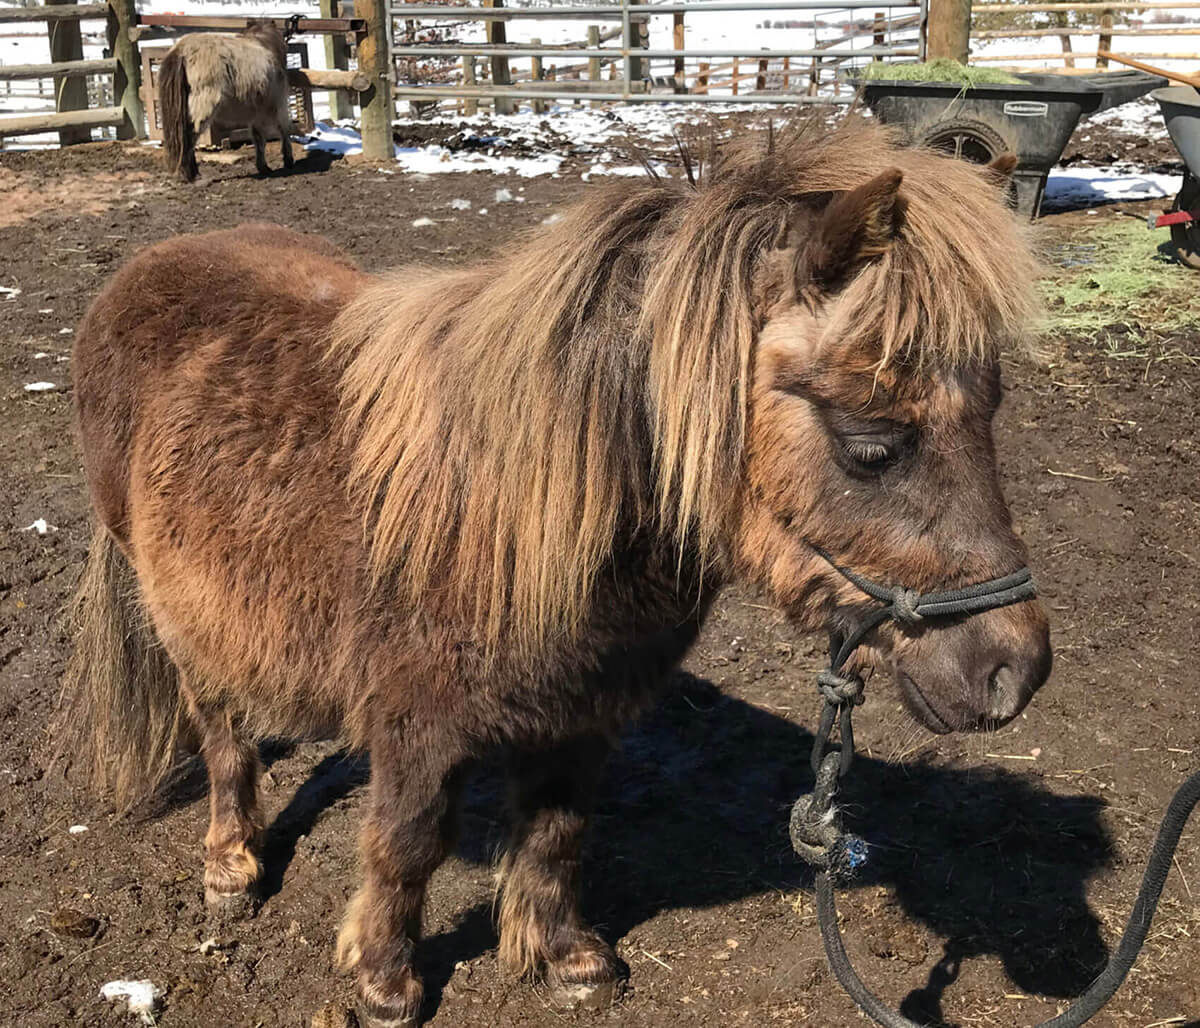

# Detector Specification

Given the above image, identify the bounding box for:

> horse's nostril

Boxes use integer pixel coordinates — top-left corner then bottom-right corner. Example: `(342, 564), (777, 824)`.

(984, 660), (1039, 725)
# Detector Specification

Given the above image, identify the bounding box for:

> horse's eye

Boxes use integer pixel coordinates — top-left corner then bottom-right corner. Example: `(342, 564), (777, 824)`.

(842, 438), (894, 469)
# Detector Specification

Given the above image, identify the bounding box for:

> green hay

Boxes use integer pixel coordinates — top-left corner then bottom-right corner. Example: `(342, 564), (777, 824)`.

(860, 59), (1024, 87)
(1042, 219), (1200, 345)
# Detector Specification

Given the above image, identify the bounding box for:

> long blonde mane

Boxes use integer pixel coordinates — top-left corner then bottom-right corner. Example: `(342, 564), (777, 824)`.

(332, 118), (1039, 656)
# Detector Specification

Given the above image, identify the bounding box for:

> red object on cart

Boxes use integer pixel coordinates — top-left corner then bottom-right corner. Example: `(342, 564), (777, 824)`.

(1151, 209), (1200, 228)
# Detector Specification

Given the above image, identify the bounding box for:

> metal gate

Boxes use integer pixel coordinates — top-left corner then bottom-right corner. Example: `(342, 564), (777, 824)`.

(387, 0), (927, 108)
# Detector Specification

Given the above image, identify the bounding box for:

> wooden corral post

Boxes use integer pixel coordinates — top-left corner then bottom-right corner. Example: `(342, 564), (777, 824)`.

(756, 56), (767, 90)
(106, 0), (144, 139)
(673, 12), (685, 92)
(872, 9), (885, 62)
(1097, 9), (1114, 68)
(321, 0), (355, 121)
(587, 25), (601, 107)
(531, 37), (545, 114)
(782, 55), (790, 91)
(629, 15), (648, 82)
(48, 0), (89, 145)
(698, 60), (709, 94)
(1060, 33), (1075, 68)
(358, 0), (393, 161)
(731, 56), (739, 95)
(484, 0), (513, 115)
(926, 0), (970, 63)
(463, 56), (478, 116)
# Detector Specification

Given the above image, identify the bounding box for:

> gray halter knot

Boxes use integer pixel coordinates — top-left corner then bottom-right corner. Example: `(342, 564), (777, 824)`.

(816, 669), (865, 707)
(889, 586), (923, 625)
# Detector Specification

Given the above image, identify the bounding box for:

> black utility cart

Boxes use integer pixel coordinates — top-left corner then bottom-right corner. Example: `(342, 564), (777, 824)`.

(856, 70), (1166, 218)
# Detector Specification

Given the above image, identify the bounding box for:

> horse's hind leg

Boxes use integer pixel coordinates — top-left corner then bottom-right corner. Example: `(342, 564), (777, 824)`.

(499, 735), (623, 1007)
(338, 720), (466, 1027)
(276, 100), (294, 168)
(185, 692), (263, 917)
(251, 124), (270, 176)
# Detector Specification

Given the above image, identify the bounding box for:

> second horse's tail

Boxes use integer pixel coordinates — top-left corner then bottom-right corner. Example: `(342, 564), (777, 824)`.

(158, 47), (198, 183)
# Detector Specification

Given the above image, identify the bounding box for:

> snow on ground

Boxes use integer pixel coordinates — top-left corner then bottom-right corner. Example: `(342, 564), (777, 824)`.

(1088, 96), (1170, 139)
(1043, 164), (1179, 211)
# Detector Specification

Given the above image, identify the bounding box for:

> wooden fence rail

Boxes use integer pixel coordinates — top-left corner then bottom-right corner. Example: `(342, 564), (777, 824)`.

(0, 57), (118, 81)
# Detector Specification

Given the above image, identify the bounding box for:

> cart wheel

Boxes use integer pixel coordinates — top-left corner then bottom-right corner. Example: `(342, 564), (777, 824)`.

(920, 118), (1011, 165)
(918, 118), (1019, 208)
(1170, 175), (1200, 270)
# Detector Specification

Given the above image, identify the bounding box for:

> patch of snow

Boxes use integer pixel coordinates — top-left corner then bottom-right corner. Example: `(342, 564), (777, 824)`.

(21, 518), (58, 535)
(396, 145), (564, 178)
(99, 980), (163, 1025)
(59, 327), (73, 335)
(302, 121), (367, 157)
(68, 824), (87, 834)
(24, 382), (56, 392)
(449, 198), (472, 210)
(1044, 165), (1180, 212)
(494, 188), (514, 203)
(33, 352), (49, 359)
(411, 217), (436, 228)
(0, 286), (20, 301)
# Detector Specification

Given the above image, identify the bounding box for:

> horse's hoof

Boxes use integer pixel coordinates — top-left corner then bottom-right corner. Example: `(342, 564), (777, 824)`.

(204, 887), (257, 924)
(548, 977), (624, 1010)
(354, 998), (420, 1028)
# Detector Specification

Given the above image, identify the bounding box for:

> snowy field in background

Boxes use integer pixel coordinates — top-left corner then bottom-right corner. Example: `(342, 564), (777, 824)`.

(1, 0), (1193, 208)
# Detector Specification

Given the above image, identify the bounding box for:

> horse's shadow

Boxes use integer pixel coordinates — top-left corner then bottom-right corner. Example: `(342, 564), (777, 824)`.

(255, 671), (1115, 1025)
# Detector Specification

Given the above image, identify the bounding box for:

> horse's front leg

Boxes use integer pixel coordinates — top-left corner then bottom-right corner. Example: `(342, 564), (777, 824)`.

(250, 125), (270, 176)
(338, 720), (465, 1027)
(499, 735), (624, 1007)
(183, 690), (264, 918)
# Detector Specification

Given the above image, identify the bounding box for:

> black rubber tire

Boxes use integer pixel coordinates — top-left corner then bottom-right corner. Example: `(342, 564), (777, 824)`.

(918, 117), (1019, 209)
(1170, 173), (1200, 270)
(918, 117), (1012, 166)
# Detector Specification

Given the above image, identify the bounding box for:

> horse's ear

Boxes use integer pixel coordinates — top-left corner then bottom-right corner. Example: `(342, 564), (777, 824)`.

(796, 168), (904, 292)
(983, 152), (1018, 188)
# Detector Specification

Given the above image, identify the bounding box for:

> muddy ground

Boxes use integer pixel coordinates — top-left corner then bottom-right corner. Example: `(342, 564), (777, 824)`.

(0, 126), (1198, 1028)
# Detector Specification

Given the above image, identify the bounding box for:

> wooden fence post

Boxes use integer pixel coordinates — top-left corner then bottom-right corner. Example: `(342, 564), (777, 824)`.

(530, 37), (545, 114)
(484, 0), (513, 115)
(358, 0), (393, 161)
(463, 56), (478, 116)
(872, 9), (885, 61)
(48, 0), (89, 145)
(628, 15), (648, 82)
(1097, 9), (1113, 68)
(926, 0), (970, 63)
(106, 0), (144, 139)
(698, 60), (709, 94)
(782, 55), (790, 91)
(673, 12), (684, 93)
(586, 24), (601, 107)
(756, 56), (767, 90)
(321, 0), (355, 121)
(731, 55), (739, 95)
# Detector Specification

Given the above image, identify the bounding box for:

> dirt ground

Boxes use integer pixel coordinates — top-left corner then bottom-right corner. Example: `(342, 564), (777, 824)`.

(1, 128), (1198, 1028)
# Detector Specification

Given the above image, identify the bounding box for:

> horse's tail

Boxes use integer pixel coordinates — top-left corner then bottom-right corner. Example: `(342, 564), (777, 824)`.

(55, 527), (187, 809)
(158, 46), (197, 183)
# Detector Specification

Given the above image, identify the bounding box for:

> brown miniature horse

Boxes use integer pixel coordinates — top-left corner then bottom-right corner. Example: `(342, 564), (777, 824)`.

(63, 121), (1051, 1026)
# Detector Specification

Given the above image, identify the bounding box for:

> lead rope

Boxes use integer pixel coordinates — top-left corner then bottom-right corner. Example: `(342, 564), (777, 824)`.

(790, 551), (1200, 1028)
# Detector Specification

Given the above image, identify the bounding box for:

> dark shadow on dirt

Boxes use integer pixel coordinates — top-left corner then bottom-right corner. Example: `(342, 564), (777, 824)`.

(259, 748), (369, 901)
(270, 148), (343, 178)
(259, 670), (1113, 1024)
